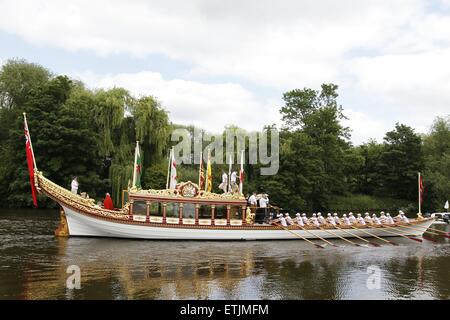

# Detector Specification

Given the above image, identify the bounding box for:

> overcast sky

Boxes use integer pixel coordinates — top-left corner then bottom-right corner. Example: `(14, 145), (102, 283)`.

(1, 0), (450, 144)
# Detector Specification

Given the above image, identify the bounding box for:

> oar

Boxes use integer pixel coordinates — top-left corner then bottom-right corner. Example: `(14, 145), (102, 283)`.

(391, 223), (441, 242)
(333, 225), (380, 247)
(423, 225), (450, 236)
(351, 225), (398, 246)
(378, 225), (423, 243)
(319, 226), (361, 247)
(302, 225), (339, 247)
(273, 222), (324, 248)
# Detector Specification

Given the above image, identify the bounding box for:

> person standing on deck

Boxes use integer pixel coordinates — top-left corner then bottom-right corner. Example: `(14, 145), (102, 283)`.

(218, 171), (228, 193)
(103, 193), (114, 210)
(259, 194), (269, 208)
(71, 177), (78, 194)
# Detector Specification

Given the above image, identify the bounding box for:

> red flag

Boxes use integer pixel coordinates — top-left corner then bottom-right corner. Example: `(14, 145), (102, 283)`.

(419, 175), (424, 204)
(24, 120), (38, 207)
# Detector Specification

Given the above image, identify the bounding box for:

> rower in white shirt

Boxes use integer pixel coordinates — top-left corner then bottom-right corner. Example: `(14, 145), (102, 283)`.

(356, 213), (366, 225)
(285, 213), (294, 225)
(364, 212), (372, 224)
(326, 213), (336, 226)
(295, 213), (304, 227)
(348, 212), (356, 224)
(372, 214), (382, 225)
(279, 214), (288, 227)
(302, 213), (309, 225)
(379, 211), (387, 223)
(317, 212), (326, 224)
(400, 211), (409, 223)
(342, 214), (351, 226)
(386, 213), (394, 224)
(333, 213), (340, 224)
(310, 213), (320, 227)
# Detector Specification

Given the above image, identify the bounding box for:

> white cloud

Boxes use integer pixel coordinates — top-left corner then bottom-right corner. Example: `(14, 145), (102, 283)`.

(73, 70), (280, 133)
(342, 109), (389, 145)
(0, 0), (429, 88)
(2, 0), (450, 143)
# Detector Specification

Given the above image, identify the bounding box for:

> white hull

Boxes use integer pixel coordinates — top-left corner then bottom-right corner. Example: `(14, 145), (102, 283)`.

(63, 205), (434, 241)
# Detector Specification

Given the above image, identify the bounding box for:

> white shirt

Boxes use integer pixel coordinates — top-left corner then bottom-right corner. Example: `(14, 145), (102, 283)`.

(343, 217), (351, 225)
(327, 217), (336, 226)
(302, 217), (308, 224)
(310, 217), (320, 227)
(402, 216), (409, 223)
(248, 194), (257, 206)
(386, 216), (394, 224)
(280, 217), (287, 227)
(357, 217), (366, 225)
(259, 197), (269, 208)
(286, 216), (294, 225)
(349, 215), (356, 223)
(71, 179), (78, 194)
(231, 171), (237, 183)
(318, 216), (326, 224)
(334, 216), (340, 224)
(296, 217), (304, 227)
(364, 216), (373, 224)
(373, 217), (381, 225)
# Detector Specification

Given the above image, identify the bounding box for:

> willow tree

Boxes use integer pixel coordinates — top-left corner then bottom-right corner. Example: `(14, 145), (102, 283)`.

(92, 90), (170, 205)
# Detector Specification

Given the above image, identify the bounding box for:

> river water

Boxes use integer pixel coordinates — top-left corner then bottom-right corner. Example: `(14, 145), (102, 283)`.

(1, 208), (450, 300)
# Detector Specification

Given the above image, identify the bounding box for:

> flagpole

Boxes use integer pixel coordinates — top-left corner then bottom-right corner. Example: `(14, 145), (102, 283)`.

(198, 150), (202, 187)
(418, 172), (421, 214)
(228, 154), (232, 193)
(23, 113), (37, 170)
(132, 141), (139, 188)
(239, 149), (244, 194)
(166, 148), (172, 189)
(205, 148), (210, 192)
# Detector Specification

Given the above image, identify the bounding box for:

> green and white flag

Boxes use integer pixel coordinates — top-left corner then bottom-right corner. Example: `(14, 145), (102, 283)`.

(132, 141), (142, 189)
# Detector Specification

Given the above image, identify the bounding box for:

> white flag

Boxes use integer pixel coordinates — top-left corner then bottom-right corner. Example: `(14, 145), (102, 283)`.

(445, 200), (449, 210)
(169, 150), (177, 189)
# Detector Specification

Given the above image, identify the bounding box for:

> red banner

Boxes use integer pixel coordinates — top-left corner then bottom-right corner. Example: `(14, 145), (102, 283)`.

(419, 175), (424, 204)
(25, 121), (38, 207)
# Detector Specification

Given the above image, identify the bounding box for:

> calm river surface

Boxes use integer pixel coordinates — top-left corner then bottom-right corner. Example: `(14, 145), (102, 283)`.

(1, 208), (450, 299)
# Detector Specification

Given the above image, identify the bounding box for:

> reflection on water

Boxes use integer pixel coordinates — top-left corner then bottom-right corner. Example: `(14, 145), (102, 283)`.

(1, 209), (450, 299)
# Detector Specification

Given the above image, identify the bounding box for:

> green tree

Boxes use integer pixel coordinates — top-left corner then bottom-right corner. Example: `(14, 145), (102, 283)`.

(378, 123), (423, 200)
(423, 117), (450, 211)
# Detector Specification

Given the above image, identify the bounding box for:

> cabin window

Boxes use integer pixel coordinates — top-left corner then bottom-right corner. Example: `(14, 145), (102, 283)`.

(149, 202), (162, 216)
(230, 205), (243, 220)
(215, 205), (227, 219)
(182, 203), (195, 219)
(198, 205), (212, 219)
(166, 202), (180, 218)
(133, 201), (147, 216)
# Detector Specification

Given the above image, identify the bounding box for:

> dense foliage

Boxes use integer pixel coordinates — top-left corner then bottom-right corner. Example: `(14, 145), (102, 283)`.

(1, 59), (449, 213)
